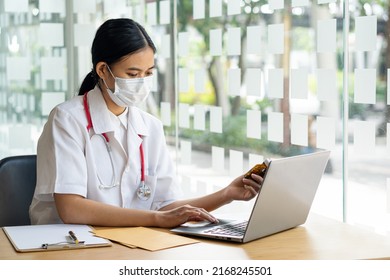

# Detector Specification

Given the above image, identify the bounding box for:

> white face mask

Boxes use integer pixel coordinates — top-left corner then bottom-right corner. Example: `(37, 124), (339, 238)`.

(102, 66), (153, 107)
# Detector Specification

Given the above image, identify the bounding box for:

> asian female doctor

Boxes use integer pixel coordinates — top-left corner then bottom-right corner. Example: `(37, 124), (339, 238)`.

(29, 18), (262, 227)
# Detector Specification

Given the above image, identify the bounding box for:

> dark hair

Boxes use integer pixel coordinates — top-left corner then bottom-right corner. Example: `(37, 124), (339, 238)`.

(78, 18), (156, 95)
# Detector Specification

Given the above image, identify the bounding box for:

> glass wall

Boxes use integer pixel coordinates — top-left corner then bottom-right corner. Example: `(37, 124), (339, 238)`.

(0, 0), (389, 234)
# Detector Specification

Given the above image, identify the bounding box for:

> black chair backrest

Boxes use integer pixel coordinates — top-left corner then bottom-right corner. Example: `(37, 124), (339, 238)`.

(0, 155), (37, 227)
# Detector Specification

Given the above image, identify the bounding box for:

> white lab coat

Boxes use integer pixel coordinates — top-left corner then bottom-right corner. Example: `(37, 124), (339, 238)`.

(29, 86), (181, 224)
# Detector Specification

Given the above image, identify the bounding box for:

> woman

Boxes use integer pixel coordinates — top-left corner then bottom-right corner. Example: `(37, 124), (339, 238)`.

(29, 18), (262, 227)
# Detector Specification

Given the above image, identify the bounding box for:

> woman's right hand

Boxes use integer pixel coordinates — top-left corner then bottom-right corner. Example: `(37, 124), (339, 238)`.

(155, 204), (218, 228)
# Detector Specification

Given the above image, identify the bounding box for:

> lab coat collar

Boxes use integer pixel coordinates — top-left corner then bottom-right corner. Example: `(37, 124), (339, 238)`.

(87, 86), (114, 135)
(125, 106), (149, 162)
(127, 106), (149, 137)
(87, 86), (149, 138)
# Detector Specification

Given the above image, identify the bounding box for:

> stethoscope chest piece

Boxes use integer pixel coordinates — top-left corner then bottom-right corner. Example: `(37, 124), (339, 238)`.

(137, 181), (151, 200)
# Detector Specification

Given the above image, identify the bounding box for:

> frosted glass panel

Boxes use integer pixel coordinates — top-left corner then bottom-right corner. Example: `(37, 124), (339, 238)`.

(229, 150), (243, 177)
(387, 124), (390, 156)
(318, 0), (336, 3)
(180, 175), (193, 197)
(316, 116), (336, 150)
(39, 23), (64, 47)
(317, 68), (337, 101)
(41, 92), (65, 116)
(387, 179), (390, 213)
(179, 103), (190, 128)
(74, 24), (95, 47)
(160, 102), (171, 126)
(268, 68), (283, 99)
(194, 105), (206, 131)
(161, 34), (171, 59)
(353, 121), (376, 156)
(180, 140), (192, 165)
(212, 146), (225, 172)
(388, 70), (390, 105)
(245, 68), (261, 97)
(210, 0), (222, 17)
(317, 19), (336, 53)
(291, 114), (308, 147)
(354, 69), (376, 104)
(227, 28), (241, 56)
(4, 0), (28, 12)
(73, 0), (96, 13)
(151, 73), (158, 92)
(247, 110), (261, 139)
(355, 16), (377, 52)
(290, 69), (308, 99)
(178, 68), (189, 92)
(178, 32), (189, 57)
(269, 0), (284, 10)
(41, 57), (65, 81)
(210, 29), (222, 56)
(6, 57), (30, 81)
(227, 0), (241, 15)
(292, 0), (309, 7)
(194, 69), (206, 93)
(210, 106), (222, 133)
(247, 26), (262, 55)
(228, 68), (241, 96)
(267, 112), (283, 143)
(268, 24), (284, 54)
(160, 0), (171, 24)
(40, 0), (65, 13)
(8, 125), (33, 149)
(196, 181), (208, 196)
(193, 0), (205, 20)
(249, 154), (264, 170)
(104, 0), (128, 14)
(146, 2), (157, 25)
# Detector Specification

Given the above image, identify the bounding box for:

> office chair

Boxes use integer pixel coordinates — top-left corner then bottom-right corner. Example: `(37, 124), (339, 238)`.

(0, 155), (37, 227)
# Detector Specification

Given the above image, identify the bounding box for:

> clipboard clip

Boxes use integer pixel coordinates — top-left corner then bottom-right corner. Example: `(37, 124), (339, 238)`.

(41, 241), (86, 250)
(41, 232), (85, 250)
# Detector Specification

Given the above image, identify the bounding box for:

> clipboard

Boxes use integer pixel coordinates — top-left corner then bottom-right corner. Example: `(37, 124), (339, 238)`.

(2, 224), (111, 252)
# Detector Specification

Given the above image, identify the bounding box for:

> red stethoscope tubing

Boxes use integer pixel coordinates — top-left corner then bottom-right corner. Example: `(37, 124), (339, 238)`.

(83, 92), (145, 182)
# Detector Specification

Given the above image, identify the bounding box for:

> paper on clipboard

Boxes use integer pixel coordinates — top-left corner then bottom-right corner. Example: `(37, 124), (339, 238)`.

(2, 224), (111, 252)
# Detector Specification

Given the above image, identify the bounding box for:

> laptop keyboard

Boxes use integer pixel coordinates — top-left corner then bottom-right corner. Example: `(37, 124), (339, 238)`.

(204, 221), (248, 237)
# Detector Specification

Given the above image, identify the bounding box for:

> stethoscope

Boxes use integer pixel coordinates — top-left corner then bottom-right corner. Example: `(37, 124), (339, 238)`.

(83, 92), (152, 200)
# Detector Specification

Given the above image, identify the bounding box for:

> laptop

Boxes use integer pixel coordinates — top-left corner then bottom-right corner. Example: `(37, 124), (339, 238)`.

(171, 150), (330, 243)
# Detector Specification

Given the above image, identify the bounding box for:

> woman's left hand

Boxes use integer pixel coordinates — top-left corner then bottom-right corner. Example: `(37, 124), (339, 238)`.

(224, 173), (263, 202)
(163, 171), (264, 217)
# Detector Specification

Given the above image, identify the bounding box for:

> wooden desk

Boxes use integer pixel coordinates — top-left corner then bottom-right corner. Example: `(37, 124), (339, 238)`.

(1, 214), (390, 260)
